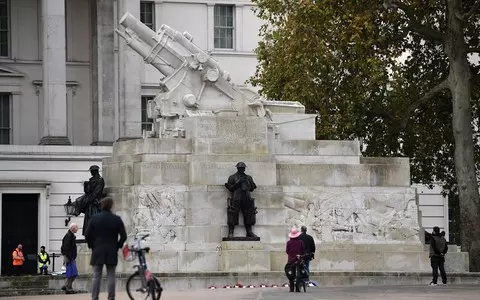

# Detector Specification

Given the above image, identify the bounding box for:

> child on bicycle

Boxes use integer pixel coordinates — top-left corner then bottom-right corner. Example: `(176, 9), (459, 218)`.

(285, 227), (305, 292)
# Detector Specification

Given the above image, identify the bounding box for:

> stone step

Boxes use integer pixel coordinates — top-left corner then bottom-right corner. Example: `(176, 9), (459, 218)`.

(112, 138), (192, 156)
(75, 246), (469, 274)
(30, 272), (480, 291)
(272, 140), (361, 156)
(275, 155), (360, 164)
(0, 288), (88, 297)
(277, 163), (410, 186)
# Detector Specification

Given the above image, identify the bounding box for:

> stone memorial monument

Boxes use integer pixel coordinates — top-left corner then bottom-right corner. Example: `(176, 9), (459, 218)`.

(75, 13), (469, 274)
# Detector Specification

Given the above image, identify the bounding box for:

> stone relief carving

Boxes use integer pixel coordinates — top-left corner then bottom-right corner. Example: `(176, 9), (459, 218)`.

(285, 188), (420, 243)
(130, 186), (186, 243)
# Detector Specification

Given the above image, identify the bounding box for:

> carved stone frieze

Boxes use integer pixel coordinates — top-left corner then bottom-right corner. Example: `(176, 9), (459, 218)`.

(285, 188), (420, 243)
(130, 186), (186, 243)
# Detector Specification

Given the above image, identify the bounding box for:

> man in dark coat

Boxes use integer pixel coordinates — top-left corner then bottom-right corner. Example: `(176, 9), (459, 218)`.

(299, 226), (316, 281)
(225, 162), (258, 238)
(85, 197), (127, 300)
(73, 165), (105, 236)
(429, 226), (448, 285)
(61, 223), (78, 294)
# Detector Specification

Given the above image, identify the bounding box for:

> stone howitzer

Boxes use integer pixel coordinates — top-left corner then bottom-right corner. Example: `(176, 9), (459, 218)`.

(116, 13), (274, 138)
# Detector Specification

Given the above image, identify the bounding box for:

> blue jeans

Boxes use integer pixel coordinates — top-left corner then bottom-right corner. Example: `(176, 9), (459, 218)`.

(304, 259), (311, 280)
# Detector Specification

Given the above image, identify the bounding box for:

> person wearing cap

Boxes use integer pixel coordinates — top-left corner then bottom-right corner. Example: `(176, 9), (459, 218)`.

(12, 244), (25, 276)
(285, 227), (305, 292)
(72, 165), (105, 236)
(38, 246), (51, 275)
(225, 162), (258, 238)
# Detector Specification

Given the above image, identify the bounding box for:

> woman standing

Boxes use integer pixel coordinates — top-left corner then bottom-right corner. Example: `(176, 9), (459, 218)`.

(285, 227), (305, 292)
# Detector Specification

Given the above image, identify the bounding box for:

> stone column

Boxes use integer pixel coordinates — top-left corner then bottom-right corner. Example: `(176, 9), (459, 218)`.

(39, 0), (70, 145)
(91, 0), (115, 145)
(235, 5), (244, 52)
(207, 3), (215, 52)
(117, 0), (142, 140)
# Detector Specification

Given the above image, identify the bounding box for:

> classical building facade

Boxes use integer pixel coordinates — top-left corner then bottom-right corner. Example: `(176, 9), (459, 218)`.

(0, 0), (448, 275)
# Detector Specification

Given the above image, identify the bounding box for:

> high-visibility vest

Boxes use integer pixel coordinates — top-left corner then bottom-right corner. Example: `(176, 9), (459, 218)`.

(12, 249), (24, 266)
(38, 252), (49, 268)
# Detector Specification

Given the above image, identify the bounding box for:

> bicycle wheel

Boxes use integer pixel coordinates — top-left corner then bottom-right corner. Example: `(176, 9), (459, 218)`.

(150, 276), (163, 300)
(126, 272), (154, 300)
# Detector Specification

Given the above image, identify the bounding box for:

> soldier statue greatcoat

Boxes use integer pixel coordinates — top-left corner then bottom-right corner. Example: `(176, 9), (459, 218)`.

(225, 162), (258, 238)
(73, 165), (105, 235)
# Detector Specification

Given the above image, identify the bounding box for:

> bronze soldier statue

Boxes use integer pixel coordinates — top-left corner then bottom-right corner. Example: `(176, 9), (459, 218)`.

(73, 165), (105, 236)
(225, 162), (258, 238)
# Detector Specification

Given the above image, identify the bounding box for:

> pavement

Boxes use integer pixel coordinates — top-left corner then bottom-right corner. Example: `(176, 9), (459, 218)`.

(4, 285), (480, 300)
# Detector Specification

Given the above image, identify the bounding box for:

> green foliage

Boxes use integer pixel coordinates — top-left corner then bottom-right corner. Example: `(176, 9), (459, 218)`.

(250, 0), (480, 193)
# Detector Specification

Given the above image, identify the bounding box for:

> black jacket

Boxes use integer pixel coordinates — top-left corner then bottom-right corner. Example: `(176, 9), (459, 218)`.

(85, 210), (127, 266)
(430, 234), (448, 258)
(61, 230), (77, 261)
(299, 232), (316, 259)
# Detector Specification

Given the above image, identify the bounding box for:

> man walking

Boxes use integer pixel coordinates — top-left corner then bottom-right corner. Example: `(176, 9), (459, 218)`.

(38, 246), (51, 275)
(85, 197), (127, 300)
(61, 223), (78, 294)
(429, 226), (448, 286)
(12, 244), (25, 276)
(298, 226), (316, 281)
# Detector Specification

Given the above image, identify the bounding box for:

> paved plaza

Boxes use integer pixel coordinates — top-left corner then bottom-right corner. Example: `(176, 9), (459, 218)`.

(4, 285), (480, 300)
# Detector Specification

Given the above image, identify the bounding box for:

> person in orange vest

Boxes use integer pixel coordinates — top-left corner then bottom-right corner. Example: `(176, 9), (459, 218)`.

(12, 244), (25, 276)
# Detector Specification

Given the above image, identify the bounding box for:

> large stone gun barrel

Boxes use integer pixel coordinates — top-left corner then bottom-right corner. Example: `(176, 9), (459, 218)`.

(117, 12), (229, 81)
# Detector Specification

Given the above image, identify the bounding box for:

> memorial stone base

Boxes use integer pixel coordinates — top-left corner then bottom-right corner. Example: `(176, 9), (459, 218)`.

(74, 115), (470, 274)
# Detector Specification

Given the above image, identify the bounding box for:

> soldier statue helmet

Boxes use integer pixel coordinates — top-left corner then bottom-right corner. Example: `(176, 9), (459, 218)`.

(224, 162), (258, 238)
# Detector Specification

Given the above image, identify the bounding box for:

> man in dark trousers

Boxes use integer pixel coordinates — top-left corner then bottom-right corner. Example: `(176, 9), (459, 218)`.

(85, 197), (127, 300)
(299, 226), (316, 281)
(429, 226), (448, 285)
(61, 223), (78, 294)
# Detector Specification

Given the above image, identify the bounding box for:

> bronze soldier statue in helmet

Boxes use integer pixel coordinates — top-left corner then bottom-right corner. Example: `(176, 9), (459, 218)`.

(73, 165), (105, 236)
(224, 162), (259, 238)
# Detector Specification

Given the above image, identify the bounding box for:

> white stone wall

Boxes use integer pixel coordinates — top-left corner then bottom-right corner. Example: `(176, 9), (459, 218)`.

(416, 185), (449, 241)
(0, 145), (111, 271)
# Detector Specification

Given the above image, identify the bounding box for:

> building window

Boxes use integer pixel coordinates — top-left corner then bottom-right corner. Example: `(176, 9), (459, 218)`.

(141, 96), (154, 132)
(140, 1), (155, 30)
(0, 93), (10, 144)
(214, 5), (234, 49)
(0, 0), (9, 57)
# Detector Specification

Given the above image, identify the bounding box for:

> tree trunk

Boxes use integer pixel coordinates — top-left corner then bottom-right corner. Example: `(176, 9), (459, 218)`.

(446, 0), (480, 272)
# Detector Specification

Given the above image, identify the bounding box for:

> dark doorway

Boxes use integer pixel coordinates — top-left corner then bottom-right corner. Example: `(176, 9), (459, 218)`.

(1, 194), (39, 276)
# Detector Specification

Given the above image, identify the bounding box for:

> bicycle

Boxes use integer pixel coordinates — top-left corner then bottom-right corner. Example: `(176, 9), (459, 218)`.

(123, 234), (163, 300)
(285, 254), (308, 293)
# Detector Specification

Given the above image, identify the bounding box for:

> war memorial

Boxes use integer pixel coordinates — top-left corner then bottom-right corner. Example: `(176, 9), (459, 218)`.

(3, 13), (478, 297)
(63, 12), (475, 286)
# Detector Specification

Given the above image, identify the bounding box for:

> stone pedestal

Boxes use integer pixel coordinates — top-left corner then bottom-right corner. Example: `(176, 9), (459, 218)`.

(92, 115), (468, 275)
(220, 241), (270, 272)
(222, 237), (260, 241)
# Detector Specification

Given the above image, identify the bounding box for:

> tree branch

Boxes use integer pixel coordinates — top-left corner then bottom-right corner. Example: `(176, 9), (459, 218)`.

(400, 80), (450, 129)
(384, 0), (445, 42)
(468, 47), (480, 53)
(463, 0), (480, 21)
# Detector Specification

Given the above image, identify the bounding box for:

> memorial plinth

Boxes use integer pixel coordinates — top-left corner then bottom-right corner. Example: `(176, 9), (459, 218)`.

(83, 115), (460, 274)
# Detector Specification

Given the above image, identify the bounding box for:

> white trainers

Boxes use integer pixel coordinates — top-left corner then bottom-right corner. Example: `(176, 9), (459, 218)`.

(429, 282), (438, 286)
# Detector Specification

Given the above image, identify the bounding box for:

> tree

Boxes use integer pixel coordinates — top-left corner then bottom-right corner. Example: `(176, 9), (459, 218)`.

(250, 0), (480, 271)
